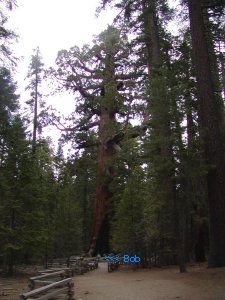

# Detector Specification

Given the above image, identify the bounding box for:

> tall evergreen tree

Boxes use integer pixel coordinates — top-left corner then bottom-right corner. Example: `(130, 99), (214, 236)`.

(188, 0), (225, 268)
(0, 0), (17, 65)
(53, 160), (82, 258)
(0, 67), (26, 274)
(50, 25), (146, 255)
(25, 47), (45, 152)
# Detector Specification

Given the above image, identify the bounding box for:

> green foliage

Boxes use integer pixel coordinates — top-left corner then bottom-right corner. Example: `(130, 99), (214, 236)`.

(54, 169), (82, 257)
(70, 149), (97, 251)
(111, 165), (147, 254)
(0, 0), (17, 65)
(53, 153), (96, 256)
(25, 47), (45, 142)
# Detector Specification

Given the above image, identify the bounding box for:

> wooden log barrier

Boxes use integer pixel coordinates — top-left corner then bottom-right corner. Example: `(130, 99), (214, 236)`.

(43, 255), (98, 276)
(38, 267), (74, 277)
(28, 270), (66, 290)
(20, 278), (75, 300)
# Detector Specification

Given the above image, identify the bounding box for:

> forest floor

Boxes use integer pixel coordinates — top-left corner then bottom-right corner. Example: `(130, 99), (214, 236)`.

(0, 262), (225, 300)
(0, 275), (28, 299)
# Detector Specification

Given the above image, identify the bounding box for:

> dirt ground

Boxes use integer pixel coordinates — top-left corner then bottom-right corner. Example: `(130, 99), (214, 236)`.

(0, 275), (28, 300)
(75, 262), (225, 300)
(0, 263), (225, 300)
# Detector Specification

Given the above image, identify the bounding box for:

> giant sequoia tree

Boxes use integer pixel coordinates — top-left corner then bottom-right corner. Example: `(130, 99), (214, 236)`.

(51, 26), (145, 255)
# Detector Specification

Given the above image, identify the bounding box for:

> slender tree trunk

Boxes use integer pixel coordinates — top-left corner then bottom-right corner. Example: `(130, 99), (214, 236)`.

(174, 108), (188, 272)
(143, 0), (162, 70)
(0, 141), (6, 167)
(195, 223), (206, 262)
(188, 0), (225, 267)
(218, 46), (225, 99)
(82, 174), (88, 249)
(7, 207), (15, 275)
(185, 80), (208, 263)
(32, 72), (38, 152)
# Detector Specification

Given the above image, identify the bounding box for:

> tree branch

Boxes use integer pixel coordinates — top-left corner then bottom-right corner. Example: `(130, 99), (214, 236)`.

(76, 141), (98, 149)
(106, 119), (149, 145)
(115, 72), (146, 80)
(78, 121), (99, 131)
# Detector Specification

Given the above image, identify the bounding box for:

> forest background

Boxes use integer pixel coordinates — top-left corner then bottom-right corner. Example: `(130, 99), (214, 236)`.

(0, 0), (225, 276)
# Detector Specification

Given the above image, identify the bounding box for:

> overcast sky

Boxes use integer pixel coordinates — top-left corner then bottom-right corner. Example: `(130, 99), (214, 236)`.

(9, 0), (116, 66)
(7, 0), (117, 148)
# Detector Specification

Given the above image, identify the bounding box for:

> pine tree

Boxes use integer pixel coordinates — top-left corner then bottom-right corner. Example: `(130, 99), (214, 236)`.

(0, 69), (58, 272)
(0, 0), (17, 65)
(111, 138), (147, 257)
(25, 47), (45, 152)
(0, 68), (28, 274)
(53, 160), (82, 258)
(188, 0), (225, 268)
(0, 67), (19, 165)
(0, 116), (28, 275)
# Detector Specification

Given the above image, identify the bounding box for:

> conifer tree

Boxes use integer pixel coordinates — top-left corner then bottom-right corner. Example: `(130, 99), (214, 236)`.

(0, 67), (27, 274)
(54, 161), (82, 258)
(25, 47), (45, 152)
(111, 138), (147, 257)
(0, 0), (17, 65)
(187, 0), (225, 268)
(50, 25), (146, 255)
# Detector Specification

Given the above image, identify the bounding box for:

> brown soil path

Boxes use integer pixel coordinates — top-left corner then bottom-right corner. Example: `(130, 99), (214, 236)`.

(75, 262), (225, 300)
(1, 263), (225, 299)
(0, 276), (28, 299)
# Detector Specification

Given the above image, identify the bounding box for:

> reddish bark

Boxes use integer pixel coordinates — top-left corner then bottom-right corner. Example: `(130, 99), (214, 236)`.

(88, 110), (115, 256)
(88, 50), (117, 256)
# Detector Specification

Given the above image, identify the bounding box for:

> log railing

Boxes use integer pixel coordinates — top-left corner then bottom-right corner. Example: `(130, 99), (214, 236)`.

(38, 267), (74, 277)
(47, 256), (98, 274)
(28, 270), (66, 290)
(20, 278), (74, 300)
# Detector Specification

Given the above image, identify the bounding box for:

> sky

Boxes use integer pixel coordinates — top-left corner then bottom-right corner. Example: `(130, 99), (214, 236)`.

(7, 0), (117, 149)
(9, 0), (116, 67)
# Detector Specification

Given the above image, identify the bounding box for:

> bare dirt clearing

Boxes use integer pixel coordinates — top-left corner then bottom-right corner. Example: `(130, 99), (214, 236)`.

(75, 262), (225, 300)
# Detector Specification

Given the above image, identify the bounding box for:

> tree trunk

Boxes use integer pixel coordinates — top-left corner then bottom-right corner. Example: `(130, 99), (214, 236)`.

(218, 44), (225, 100)
(88, 112), (115, 256)
(7, 207), (15, 275)
(195, 223), (206, 262)
(32, 72), (38, 153)
(188, 0), (225, 267)
(82, 174), (88, 249)
(88, 53), (117, 256)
